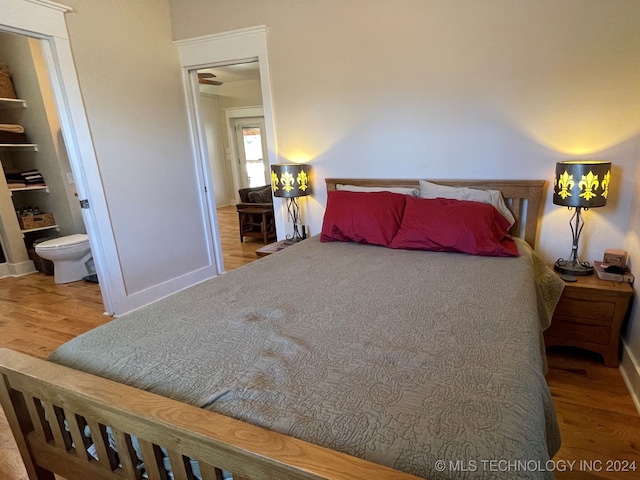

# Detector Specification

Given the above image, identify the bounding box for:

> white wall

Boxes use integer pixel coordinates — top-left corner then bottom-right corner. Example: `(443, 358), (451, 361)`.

(63, 0), (211, 295)
(623, 163), (640, 401)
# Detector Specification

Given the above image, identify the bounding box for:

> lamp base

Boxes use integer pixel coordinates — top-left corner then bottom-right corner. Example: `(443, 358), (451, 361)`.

(283, 237), (303, 245)
(554, 259), (594, 276)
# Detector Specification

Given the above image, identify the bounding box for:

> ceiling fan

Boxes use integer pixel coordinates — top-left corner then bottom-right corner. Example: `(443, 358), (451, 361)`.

(198, 72), (223, 86)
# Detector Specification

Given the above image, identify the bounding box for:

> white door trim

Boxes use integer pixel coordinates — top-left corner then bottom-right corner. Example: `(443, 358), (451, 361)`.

(0, 0), (122, 314)
(175, 26), (285, 244)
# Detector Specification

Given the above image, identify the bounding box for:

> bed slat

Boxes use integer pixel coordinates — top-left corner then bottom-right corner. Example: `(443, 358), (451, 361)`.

(25, 395), (49, 443)
(138, 438), (168, 480)
(113, 427), (142, 479)
(167, 450), (192, 480)
(199, 463), (224, 480)
(87, 420), (118, 471)
(0, 375), (57, 480)
(64, 408), (90, 460)
(41, 400), (71, 451)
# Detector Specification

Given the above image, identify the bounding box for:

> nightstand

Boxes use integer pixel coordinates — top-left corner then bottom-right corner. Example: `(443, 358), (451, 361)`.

(544, 272), (633, 367)
(255, 239), (293, 257)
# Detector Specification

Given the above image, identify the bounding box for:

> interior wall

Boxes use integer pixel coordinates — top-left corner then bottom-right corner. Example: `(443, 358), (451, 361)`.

(62, 0), (210, 294)
(199, 94), (230, 206)
(623, 164), (640, 362)
(169, 0), (640, 264)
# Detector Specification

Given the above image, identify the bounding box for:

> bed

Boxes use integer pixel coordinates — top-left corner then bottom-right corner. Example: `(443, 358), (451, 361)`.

(0, 178), (563, 480)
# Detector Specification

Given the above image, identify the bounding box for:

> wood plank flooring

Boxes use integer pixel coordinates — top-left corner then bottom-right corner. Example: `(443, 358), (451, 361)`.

(217, 204), (270, 271)
(0, 211), (638, 479)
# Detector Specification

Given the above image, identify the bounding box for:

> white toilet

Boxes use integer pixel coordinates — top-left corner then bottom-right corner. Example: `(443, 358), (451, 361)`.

(35, 234), (93, 284)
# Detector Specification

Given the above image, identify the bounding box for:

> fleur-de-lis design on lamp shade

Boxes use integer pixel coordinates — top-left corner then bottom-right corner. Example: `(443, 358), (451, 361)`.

(270, 164), (313, 198)
(556, 171), (575, 200)
(553, 161), (611, 208)
(552, 160), (612, 277)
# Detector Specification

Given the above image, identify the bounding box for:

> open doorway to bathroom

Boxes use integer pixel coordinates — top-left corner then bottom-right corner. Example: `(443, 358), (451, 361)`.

(195, 61), (272, 271)
(0, 31), (90, 282)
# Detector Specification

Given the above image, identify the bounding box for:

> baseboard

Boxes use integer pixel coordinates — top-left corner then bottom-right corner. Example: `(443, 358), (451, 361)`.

(0, 262), (9, 278)
(620, 339), (640, 416)
(3, 260), (37, 277)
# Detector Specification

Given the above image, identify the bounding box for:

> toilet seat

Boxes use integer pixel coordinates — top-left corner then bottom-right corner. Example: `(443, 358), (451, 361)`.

(36, 234), (89, 251)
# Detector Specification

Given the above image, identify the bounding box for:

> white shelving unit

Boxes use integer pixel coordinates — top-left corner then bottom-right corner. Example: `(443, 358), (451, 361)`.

(0, 98), (27, 109)
(0, 95), (54, 272)
(21, 224), (59, 234)
(0, 144), (38, 151)
(9, 185), (49, 192)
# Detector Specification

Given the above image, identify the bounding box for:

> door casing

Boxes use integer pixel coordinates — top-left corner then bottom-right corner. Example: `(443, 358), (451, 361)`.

(175, 26), (284, 255)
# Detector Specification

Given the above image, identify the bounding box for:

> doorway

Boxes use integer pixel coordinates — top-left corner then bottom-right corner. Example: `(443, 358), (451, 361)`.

(194, 61), (271, 271)
(176, 26), (283, 272)
(0, 3), (118, 313)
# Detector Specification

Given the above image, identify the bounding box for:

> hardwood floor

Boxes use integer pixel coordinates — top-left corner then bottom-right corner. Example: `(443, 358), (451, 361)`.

(217, 204), (270, 271)
(546, 348), (640, 480)
(0, 215), (638, 478)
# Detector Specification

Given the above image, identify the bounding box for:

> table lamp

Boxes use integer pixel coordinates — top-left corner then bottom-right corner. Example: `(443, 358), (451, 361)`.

(271, 163), (312, 243)
(553, 160), (611, 277)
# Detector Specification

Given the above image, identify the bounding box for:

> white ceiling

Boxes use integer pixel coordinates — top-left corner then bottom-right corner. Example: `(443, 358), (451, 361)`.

(197, 61), (260, 87)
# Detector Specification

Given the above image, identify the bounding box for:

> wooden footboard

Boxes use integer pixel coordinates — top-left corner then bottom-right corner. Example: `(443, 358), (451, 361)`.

(0, 348), (420, 480)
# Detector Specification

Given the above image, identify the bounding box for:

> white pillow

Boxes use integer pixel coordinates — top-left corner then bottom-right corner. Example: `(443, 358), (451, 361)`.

(336, 184), (419, 196)
(418, 180), (516, 227)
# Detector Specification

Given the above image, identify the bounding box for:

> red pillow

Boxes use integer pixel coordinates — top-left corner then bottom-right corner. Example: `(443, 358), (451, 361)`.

(321, 190), (406, 247)
(389, 196), (519, 257)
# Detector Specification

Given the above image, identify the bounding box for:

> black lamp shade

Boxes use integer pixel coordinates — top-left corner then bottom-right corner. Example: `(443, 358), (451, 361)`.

(271, 164), (312, 198)
(553, 161), (611, 208)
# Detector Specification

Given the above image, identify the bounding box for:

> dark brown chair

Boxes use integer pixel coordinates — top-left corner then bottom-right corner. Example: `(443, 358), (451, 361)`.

(236, 185), (276, 243)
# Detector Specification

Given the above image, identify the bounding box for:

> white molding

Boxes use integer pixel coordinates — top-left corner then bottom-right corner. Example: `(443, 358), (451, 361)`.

(620, 339), (640, 416)
(7, 260), (36, 276)
(174, 26), (270, 64)
(223, 106), (264, 118)
(0, 0), (69, 39)
(25, 0), (71, 13)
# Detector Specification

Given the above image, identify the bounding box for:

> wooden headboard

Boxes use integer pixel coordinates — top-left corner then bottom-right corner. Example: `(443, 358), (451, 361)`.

(325, 178), (545, 249)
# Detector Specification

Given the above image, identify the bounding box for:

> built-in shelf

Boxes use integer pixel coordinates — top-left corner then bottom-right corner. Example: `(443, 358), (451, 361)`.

(0, 98), (27, 109)
(9, 185), (49, 193)
(0, 144), (38, 151)
(21, 224), (59, 234)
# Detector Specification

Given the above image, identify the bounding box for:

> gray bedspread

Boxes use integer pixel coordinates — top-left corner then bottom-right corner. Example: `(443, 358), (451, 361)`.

(50, 236), (564, 479)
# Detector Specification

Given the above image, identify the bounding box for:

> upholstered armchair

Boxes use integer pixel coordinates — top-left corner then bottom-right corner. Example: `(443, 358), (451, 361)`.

(236, 185), (276, 243)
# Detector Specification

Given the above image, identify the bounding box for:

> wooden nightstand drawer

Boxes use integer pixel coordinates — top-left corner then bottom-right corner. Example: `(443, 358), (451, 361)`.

(553, 297), (615, 324)
(544, 270), (633, 367)
(545, 320), (611, 346)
